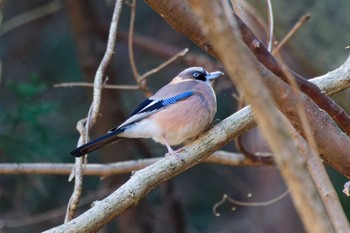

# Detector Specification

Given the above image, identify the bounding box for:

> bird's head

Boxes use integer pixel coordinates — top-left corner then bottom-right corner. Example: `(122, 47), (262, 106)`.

(176, 67), (224, 83)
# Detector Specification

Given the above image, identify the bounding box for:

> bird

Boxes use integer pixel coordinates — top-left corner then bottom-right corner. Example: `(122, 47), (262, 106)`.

(71, 67), (223, 159)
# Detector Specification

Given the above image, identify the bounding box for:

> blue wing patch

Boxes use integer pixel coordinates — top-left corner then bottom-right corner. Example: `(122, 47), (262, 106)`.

(137, 91), (193, 114)
(162, 91), (193, 106)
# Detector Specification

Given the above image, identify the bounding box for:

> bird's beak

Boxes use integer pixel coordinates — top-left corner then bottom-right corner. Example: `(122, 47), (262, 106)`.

(205, 71), (224, 80)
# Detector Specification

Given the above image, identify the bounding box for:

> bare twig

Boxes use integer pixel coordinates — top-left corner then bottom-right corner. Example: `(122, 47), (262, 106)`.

(266, 0), (274, 51)
(0, 151), (272, 176)
(272, 13), (310, 55)
(128, 0), (188, 96)
(281, 64), (320, 160)
(212, 190), (289, 216)
(65, 119), (86, 222)
(0, 0), (62, 36)
(139, 48), (189, 81)
(65, 0), (124, 222)
(118, 31), (217, 70)
(128, 0), (140, 82)
(128, 0), (151, 96)
(53, 82), (139, 90)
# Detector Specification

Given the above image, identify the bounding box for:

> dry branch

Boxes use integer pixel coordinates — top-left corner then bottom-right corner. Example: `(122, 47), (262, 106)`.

(143, 0), (350, 179)
(65, 0), (123, 222)
(187, 1), (334, 232)
(53, 82), (140, 90)
(0, 151), (269, 176)
(43, 105), (255, 232)
(272, 13), (310, 55)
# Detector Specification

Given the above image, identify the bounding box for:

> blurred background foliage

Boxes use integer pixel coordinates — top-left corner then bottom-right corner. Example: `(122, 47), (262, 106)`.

(0, 0), (349, 232)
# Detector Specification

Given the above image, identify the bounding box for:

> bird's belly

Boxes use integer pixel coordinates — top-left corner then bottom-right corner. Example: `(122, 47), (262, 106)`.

(118, 119), (162, 140)
(150, 101), (215, 146)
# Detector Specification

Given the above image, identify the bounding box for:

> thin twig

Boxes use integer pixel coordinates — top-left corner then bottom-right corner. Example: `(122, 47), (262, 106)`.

(128, 0), (141, 83)
(53, 82), (140, 90)
(0, 0), (62, 36)
(127, 0), (188, 96)
(128, 0), (152, 96)
(65, 119), (86, 222)
(53, 47), (188, 91)
(281, 64), (320, 156)
(212, 190), (289, 216)
(266, 0), (274, 52)
(65, 0), (124, 222)
(140, 48), (189, 81)
(128, 0), (140, 82)
(118, 31), (217, 70)
(272, 13), (310, 55)
(0, 151), (272, 176)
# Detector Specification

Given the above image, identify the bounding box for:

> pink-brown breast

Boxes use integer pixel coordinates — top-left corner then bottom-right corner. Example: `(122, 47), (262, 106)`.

(149, 81), (217, 145)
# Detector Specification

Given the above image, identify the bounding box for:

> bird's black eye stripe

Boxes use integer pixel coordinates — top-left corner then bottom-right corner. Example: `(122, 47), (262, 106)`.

(192, 71), (206, 81)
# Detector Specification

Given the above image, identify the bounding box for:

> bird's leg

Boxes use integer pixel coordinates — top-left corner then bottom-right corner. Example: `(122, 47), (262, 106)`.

(162, 136), (184, 162)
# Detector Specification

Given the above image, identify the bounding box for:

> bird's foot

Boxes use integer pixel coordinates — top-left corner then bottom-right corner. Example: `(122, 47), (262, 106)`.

(165, 149), (184, 162)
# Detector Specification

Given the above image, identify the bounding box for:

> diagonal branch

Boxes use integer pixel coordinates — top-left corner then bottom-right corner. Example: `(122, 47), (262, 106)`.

(272, 13), (310, 55)
(43, 106), (256, 232)
(143, 0), (350, 179)
(187, 1), (334, 232)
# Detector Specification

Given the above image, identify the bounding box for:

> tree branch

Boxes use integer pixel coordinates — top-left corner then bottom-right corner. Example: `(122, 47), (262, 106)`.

(53, 82), (140, 90)
(65, 0), (123, 222)
(187, 1), (334, 232)
(143, 0), (350, 179)
(43, 104), (256, 232)
(0, 151), (272, 176)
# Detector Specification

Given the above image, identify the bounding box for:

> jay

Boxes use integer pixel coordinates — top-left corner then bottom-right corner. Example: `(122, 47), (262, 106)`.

(71, 67), (223, 158)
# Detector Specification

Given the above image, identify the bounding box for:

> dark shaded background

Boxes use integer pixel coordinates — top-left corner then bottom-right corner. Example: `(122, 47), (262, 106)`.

(0, 0), (349, 232)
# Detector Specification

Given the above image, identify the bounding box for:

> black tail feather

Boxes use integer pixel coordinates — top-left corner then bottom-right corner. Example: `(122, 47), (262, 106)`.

(70, 128), (124, 157)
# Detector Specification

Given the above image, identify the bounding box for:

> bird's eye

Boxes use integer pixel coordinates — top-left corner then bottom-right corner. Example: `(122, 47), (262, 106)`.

(193, 72), (200, 78)
(192, 71), (207, 81)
